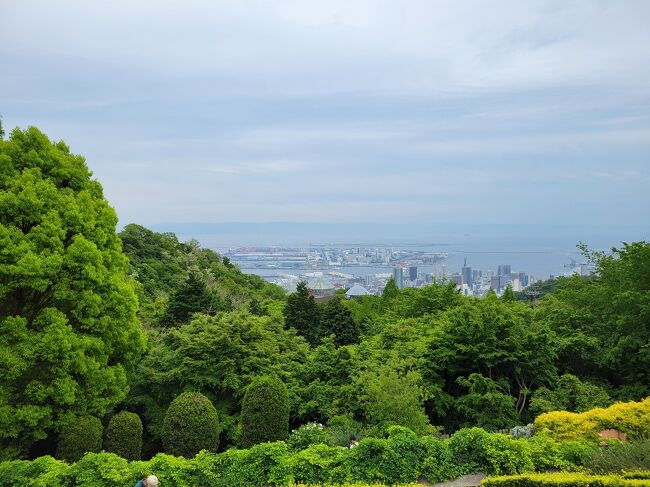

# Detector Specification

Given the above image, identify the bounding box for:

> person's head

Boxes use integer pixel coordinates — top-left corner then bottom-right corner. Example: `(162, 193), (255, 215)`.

(144, 476), (158, 487)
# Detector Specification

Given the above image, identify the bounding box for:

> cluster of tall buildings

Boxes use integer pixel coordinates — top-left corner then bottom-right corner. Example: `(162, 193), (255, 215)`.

(393, 259), (536, 297)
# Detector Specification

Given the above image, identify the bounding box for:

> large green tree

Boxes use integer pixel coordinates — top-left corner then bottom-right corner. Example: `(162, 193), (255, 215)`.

(0, 127), (146, 458)
(320, 296), (359, 346)
(537, 242), (650, 398)
(284, 281), (322, 345)
(127, 311), (307, 447)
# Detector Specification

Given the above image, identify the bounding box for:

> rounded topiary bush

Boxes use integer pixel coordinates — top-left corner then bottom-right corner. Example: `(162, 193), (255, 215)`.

(104, 411), (143, 460)
(162, 391), (220, 457)
(56, 416), (103, 462)
(240, 375), (290, 447)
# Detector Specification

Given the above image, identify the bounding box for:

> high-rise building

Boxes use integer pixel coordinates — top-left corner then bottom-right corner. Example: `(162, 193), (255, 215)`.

(498, 264), (511, 277)
(393, 267), (404, 289)
(461, 258), (473, 288)
(517, 272), (529, 287)
(409, 266), (418, 282)
(490, 275), (507, 292)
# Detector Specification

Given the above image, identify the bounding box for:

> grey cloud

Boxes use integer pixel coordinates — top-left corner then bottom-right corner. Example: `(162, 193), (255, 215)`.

(1, 1), (649, 227)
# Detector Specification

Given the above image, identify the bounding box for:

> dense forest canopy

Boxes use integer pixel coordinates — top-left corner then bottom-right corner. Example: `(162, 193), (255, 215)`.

(0, 127), (648, 467)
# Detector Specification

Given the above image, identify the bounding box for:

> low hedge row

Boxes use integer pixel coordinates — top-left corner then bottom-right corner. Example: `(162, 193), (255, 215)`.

(0, 426), (591, 487)
(482, 473), (650, 487)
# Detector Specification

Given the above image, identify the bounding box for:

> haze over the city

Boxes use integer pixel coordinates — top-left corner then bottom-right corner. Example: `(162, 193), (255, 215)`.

(1, 1), (649, 230)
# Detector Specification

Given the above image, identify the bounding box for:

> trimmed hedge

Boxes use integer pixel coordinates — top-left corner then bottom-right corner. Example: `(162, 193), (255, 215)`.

(162, 392), (220, 457)
(0, 426), (598, 487)
(240, 375), (290, 448)
(104, 411), (143, 460)
(535, 397), (650, 441)
(56, 416), (103, 462)
(624, 473), (650, 480)
(482, 473), (650, 487)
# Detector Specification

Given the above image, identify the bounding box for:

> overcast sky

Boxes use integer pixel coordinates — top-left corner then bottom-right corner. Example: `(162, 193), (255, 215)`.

(1, 1), (649, 226)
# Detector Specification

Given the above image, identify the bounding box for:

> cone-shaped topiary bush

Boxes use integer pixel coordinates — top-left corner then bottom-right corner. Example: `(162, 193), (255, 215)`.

(240, 375), (290, 447)
(104, 411), (143, 460)
(162, 392), (220, 457)
(56, 416), (103, 462)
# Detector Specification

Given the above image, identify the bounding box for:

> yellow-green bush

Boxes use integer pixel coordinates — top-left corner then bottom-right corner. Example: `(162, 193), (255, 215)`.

(623, 472), (650, 480)
(482, 472), (650, 487)
(534, 397), (650, 441)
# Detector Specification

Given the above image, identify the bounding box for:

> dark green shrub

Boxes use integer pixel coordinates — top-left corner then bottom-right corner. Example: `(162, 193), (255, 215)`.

(449, 428), (535, 475)
(162, 392), (220, 457)
(349, 436), (393, 483)
(240, 376), (290, 447)
(558, 439), (597, 467)
(56, 416), (103, 462)
(528, 432), (573, 471)
(348, 427), (426, 484)
(585, 440), (650, 474)
(448, 427), (491, 471)
(483, 472), (650, 487)
(104, 411), (143, 460)
(421, 436), (464, 482)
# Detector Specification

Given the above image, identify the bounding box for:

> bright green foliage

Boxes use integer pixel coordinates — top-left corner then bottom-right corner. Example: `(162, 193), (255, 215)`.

(241, 376), (291, 447)
(483, 472), (650, 487)
(537, 242), (650, 397)
(104, 411), (143, 461)
(530, 374), (611, 415)
(420, 436), (464, 483)
(349, 426), (428, 484)
(448, 427), (534, 475)
(127, 311), (306, 448)
(0, 127), (146, 457)
(381, 277), (399, 301)
(119, 224), (187, 298)
(56, 416), (103, 462)
(69, 452), (134, 487)
(502, 285), (516, 302)
(0, 426), (607, 486)
(0, 455), (68, 486)
(284, 281), (322, 345)
(287, 423), (331, 451)
(623, 472), (650, 480)
(427, 297), (556, 427)
(119, 224), (285, 328)
(388, 281), (462, 318)
(295, 337), (357, 423)
(358, 361), (434, 436)
(320, 296), (360, 346)
(162, 392), (220, 457)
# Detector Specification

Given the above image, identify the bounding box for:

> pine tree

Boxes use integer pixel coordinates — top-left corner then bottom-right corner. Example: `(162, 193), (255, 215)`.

(283, 281), (321, 345)
(382, 277), (400, 300)
(161, 272), (215, 326)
